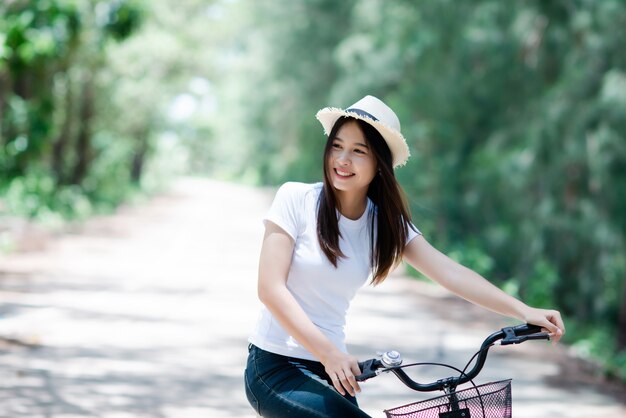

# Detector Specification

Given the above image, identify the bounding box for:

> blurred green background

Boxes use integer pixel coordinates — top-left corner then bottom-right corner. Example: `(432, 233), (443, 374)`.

(1, 0), (625, 382)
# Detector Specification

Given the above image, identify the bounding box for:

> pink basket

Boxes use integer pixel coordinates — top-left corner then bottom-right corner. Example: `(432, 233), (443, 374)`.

(384, 379), (512, 418)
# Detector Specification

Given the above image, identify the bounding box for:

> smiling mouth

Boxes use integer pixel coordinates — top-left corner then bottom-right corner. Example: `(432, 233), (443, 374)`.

(334, 168), (354, 178)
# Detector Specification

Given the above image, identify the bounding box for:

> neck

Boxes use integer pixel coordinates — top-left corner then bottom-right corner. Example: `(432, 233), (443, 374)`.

(336, 190), (368, 220)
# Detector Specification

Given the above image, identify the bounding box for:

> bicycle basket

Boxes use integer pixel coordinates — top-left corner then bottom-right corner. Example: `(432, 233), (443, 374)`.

(384, 379), (512, 418)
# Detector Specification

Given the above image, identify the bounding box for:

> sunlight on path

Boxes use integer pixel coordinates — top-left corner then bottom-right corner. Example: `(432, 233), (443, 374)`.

(0, 177), (624, 417)
(0, 178), (268, 417)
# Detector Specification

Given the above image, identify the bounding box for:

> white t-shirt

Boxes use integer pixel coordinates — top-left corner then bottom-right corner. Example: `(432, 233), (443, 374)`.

(249, 182), (420, 361)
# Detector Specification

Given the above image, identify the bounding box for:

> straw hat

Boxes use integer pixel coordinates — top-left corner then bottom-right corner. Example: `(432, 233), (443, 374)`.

(315, 95), (410, 168)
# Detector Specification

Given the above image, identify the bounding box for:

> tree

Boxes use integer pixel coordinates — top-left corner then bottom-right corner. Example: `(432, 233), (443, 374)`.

(214, 0), (626, 376)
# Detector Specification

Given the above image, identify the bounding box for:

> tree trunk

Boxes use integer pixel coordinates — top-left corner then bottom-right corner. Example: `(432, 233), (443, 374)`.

(13, 69), (31, 101)
(0, 73), (6, 144)
(130, 128), (151, 184)
(0, 71), (14, 147)
(70, 76), (94, 185)
(52, 78), (74, 184)
(618, 248), (626, 352)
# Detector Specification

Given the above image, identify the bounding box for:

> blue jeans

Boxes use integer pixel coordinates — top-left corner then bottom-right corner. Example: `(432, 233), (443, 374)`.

(244, 344), (372, 417)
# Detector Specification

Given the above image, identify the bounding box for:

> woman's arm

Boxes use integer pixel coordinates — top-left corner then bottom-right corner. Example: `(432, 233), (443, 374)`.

(402, 235), (565, 342)
(257, 221), (361, 396)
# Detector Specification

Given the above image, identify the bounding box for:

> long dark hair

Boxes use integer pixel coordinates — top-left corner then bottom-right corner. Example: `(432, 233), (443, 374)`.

(317, 116), (415, 285)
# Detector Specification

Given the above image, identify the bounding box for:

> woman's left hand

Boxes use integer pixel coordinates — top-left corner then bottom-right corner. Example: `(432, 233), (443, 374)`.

(522, 307), (565, 343)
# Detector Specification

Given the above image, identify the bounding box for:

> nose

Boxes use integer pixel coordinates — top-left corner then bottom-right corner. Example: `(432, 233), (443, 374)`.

(336, 149), (350, 165)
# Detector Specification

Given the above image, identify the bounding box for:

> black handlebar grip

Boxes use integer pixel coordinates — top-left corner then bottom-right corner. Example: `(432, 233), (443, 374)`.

(357, 359), (382, 382)
(512, 323), (543, 335)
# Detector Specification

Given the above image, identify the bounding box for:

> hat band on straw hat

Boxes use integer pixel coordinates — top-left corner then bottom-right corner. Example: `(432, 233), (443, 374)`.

(346, 108), (378, 122)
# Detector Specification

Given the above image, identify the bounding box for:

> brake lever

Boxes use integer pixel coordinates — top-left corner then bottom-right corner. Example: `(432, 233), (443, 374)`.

(518, 333), (551, 343)
(500, 326), (550, 345)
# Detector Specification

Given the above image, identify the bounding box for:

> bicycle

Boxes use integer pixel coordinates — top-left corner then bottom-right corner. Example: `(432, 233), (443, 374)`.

(357, 323), (550, 418)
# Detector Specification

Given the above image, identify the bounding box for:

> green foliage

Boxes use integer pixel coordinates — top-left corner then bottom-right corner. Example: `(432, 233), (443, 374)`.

(447, 240), (495, 278)
(0, 0), (183, 222)
(81, 131), (134, 211)
(518, 258), (559, 309)
(4, 171), (92, 221)
(0, 0), (81, 176)
(100, 0), (144, 41)
(211, 0), (626, 381)
(569, 322), (626, 381)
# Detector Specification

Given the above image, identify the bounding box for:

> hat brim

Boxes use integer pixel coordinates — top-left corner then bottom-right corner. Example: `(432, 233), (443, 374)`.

(315, 107), (410, 168)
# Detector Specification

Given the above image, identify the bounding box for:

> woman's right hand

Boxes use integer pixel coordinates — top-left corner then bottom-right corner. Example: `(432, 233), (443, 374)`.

(321, 349), (362, 397)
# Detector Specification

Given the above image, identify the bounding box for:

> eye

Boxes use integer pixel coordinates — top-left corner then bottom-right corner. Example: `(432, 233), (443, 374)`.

(354, 148), (367, 154)
(332, 142), (342, 149)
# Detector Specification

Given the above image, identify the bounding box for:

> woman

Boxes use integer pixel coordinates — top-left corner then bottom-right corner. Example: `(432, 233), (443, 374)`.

(244, 95), (565, 417)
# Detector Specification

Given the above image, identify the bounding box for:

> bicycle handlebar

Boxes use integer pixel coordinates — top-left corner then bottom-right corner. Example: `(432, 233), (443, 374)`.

(356, 324), (550, 392)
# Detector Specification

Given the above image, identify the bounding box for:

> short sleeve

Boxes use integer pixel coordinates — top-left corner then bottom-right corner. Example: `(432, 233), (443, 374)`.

(406, 221), (422, 244)
(263, 182), (304, 240)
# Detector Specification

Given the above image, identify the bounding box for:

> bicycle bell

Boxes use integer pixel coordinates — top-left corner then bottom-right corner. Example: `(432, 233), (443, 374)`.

(381, 350), (402, 367)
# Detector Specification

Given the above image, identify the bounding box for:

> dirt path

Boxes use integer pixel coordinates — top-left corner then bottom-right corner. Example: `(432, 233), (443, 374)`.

(0, 177), (624, 417)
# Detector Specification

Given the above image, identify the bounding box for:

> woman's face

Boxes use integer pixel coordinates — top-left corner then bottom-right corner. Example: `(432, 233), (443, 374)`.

(327, 120), (377, 197)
